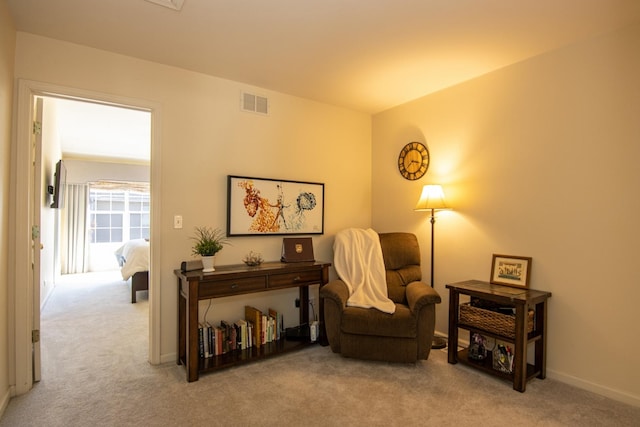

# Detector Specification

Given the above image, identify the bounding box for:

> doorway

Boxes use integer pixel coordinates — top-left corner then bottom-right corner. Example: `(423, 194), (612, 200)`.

(38, 95), (151, 380)
(40, 96), (151, 280)
(10, 79), (162, 395)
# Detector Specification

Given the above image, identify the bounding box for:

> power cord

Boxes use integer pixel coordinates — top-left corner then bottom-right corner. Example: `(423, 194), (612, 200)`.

(309, 299), (317, 321)
(202, 298), (212, 323)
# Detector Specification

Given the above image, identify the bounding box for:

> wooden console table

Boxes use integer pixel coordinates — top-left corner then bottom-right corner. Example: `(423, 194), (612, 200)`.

(175, 261), (331, 382)
(447, 280), (551, 392)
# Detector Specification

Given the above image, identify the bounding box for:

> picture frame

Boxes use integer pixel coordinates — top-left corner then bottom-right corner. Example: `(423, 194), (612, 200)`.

(490, 254), (532, 288)
(227, 175), (324, 236)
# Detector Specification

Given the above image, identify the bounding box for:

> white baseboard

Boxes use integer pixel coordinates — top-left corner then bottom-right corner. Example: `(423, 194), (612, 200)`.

(546, 368), (640, 408)
(0, 386), (12, 419)
(159, 352), (177, 365)
(40, 281), (55, 311)
(437, 332), (640, 408)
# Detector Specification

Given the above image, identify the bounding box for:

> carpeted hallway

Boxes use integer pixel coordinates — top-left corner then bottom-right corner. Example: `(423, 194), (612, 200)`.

(1, 271), (639, 426)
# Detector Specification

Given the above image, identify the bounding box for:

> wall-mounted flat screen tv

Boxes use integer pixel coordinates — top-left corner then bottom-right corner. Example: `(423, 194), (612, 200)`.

(50, 159), (67, 209)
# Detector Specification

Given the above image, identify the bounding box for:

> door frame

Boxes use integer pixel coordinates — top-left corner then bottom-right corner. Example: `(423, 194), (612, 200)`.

(9, 79), (162, 395)
(32, 97), (43, 383)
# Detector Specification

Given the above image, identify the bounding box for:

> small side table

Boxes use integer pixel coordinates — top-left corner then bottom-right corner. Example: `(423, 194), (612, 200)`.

(446, 280), (551, 392)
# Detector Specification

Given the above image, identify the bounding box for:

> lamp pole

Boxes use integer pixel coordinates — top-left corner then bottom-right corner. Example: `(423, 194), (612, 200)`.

(414, 184), (449, 350)
(430, 208), (435, 288)
(429, 207), (446, 349)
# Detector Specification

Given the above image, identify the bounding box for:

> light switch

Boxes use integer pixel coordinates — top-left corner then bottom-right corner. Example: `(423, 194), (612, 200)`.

(174, 215), (183, 229)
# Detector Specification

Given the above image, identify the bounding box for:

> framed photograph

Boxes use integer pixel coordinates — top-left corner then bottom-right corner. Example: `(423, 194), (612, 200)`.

(490, 254), (532, 288)
(227, 175), (324, 236)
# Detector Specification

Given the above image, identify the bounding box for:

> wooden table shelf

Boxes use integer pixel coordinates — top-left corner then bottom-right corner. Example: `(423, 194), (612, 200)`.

(194, 338), (316, 371)
(455, 347), (538, 382)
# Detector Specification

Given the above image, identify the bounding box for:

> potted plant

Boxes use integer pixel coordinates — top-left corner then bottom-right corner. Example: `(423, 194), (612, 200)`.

(191, 226), (229, 272)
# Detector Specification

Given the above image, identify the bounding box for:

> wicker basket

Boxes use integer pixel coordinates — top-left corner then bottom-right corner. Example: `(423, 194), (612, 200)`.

(459, 303), (533, 338)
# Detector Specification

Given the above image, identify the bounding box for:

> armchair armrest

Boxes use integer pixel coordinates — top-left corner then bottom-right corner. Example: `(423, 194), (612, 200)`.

(319, 279), (349, 308)
(406, 281), (441, 313)
(319, 279), (349, 354)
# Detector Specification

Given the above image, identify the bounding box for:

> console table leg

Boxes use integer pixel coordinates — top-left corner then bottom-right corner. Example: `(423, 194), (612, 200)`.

(535, 301), (548, 379)
(177, 279), (185, 365)
(448, 290), (459, 364)
(513, 304), (527, 392)
(186, 280), (199, 382)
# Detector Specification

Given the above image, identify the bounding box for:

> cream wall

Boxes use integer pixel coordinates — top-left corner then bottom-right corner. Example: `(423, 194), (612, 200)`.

(372, 23), (640, 405)
(39, 98), (62, 307)
(0, 0), (15, 413)
(13, 33), (371, 363)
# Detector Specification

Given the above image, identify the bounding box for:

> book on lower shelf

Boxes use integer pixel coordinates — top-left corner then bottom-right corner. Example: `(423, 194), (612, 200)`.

(220, 320), (233, 353)
(235, 319), (248, 350)
(245, 305), (262, 349)
(214, 325), (223, 355)
(198, 323), (205, 358)
(197, 306), (290, 359)
(269, 308), (284, 341)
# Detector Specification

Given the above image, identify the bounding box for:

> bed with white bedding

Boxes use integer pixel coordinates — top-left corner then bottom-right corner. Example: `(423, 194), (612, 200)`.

(115, 239), (150, 303)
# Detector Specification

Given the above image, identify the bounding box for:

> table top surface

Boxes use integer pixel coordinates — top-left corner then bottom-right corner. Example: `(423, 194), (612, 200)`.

(175, 260), (331, 280)
(446, 279), (551, 302)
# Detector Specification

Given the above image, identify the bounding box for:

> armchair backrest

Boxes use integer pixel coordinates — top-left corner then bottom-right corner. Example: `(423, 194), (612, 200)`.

(379, 233), (422, 304)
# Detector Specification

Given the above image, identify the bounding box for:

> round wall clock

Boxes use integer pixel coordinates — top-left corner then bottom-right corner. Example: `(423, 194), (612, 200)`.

(398, 142), (429, 180)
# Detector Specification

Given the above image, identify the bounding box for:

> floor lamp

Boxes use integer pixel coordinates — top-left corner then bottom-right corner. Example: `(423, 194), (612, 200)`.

(415, 184), (449, 349)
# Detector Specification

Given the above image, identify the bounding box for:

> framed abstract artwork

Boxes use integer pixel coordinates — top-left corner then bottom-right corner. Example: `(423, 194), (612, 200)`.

(227, 175), (324, 236)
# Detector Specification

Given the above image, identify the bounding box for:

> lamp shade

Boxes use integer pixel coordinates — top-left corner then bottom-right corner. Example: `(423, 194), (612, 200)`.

(414, 185), (448, 211)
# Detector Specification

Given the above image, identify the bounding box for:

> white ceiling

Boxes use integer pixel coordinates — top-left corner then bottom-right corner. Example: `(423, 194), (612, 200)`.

(8, 1), (640, 160)
(9, 0), (640, 114)
(49, 98), (151, 163)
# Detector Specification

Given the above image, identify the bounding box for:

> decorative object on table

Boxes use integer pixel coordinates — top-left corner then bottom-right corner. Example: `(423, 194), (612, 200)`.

(227, 175), (324, 236)
(398, 141), (429, 180)
(242, 251), (264, 266)
(468, 333), (487, 361)
(180, 259), (204, 272)
(459, 302), (534, 339)
(190, 226), (230, 272)
(414, 184), (450, 349)
(281, 237), (315, 262)
(490, 254), (532, 288)
(493, 344), (514, 373)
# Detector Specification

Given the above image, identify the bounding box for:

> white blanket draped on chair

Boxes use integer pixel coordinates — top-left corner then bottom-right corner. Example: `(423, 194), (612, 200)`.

(333, 228), (396, 314)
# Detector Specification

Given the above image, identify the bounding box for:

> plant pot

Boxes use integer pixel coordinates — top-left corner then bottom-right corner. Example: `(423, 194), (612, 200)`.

(201, 255), (215, 272)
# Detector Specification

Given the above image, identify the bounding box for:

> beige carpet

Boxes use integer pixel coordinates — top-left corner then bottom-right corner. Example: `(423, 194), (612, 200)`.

(1, 271), (639, 427)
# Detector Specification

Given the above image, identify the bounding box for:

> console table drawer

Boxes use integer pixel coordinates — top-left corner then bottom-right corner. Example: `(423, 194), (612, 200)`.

(200, 276), (267, 298)
(269, 270), (321, 289)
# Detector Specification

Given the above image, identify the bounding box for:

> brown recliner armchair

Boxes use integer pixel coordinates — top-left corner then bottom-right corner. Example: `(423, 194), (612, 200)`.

(320, 232), (441, 363)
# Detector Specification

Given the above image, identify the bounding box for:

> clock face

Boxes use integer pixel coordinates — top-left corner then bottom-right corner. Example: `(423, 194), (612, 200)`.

(398, 142), (429, 180)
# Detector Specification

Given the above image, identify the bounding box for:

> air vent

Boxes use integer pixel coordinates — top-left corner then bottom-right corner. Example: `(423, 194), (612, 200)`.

(241, 91), (269, 115)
